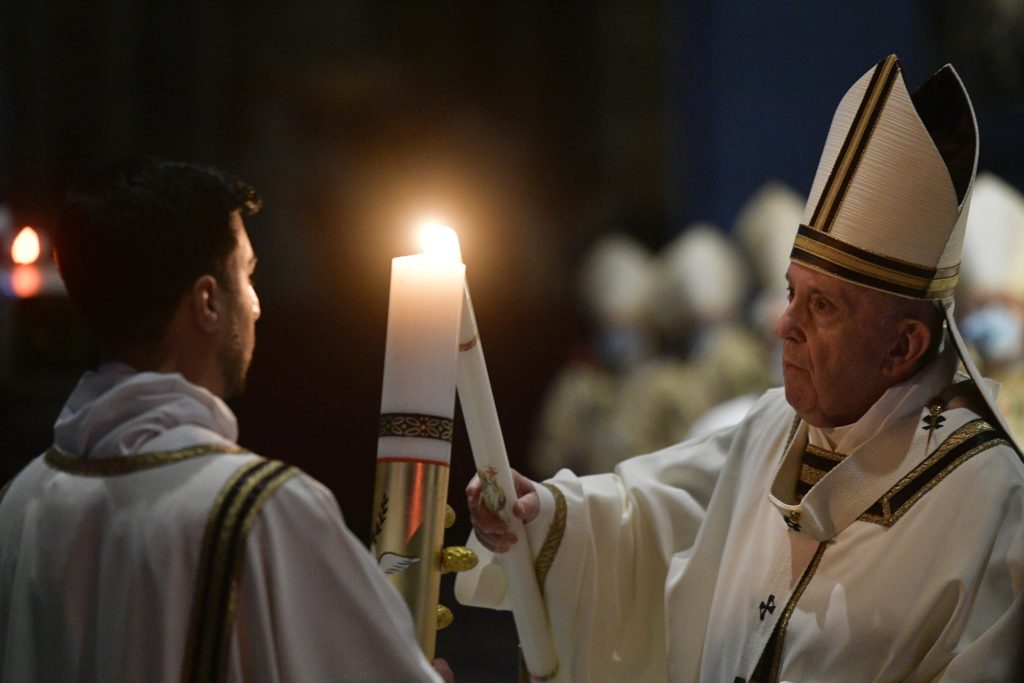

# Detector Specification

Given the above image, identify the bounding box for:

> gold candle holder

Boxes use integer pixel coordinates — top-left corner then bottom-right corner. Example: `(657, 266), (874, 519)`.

(371, 457), (450, 658)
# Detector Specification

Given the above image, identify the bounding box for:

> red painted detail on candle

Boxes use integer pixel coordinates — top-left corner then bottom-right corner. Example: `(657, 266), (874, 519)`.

(458, 335), (479, 351)
(376, 457), (451, 467)
(407, 462), (424, 544)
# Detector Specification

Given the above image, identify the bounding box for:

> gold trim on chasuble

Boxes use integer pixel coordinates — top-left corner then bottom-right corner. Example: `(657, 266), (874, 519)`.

(44, 444), (247, 476)
(858, 419), (1007, 526)
(750, 418), (1005, 681)
(517, 483), (566, 683)
(796, 444), (847, 502)
(751, 542), (830, 683)
(181, 458), (297, 683)
(535, 483), (568, 592)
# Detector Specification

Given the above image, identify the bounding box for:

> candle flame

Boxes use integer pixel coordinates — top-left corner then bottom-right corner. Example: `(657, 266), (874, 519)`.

(418, 221), (462, 263)
(11, 226), (41, 265)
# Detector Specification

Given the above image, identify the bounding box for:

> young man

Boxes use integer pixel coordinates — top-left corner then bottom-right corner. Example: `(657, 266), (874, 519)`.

(0, 158), (451, 682)
(460, 56), (1024, 681)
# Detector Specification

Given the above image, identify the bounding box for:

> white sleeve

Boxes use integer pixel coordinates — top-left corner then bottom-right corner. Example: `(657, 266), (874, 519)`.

(231, 472), (443, 683)
(456, 423), (735, 681)
(930, 464), (1024, 683)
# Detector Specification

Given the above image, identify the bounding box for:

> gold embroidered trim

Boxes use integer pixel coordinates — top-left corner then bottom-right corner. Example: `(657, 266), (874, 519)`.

(534, 483), (567, 596)
(799, 444), (848, 495)
(804, 444), (846, 463)
(45, 444), (247, 476)
(792, 249), (957, 301)
(799, 464), (827, 488)
(859, 420), (1005, 526)
(798, 224), (959, 278)
(765, 542), (829, 683)
(181, 458), (297, 683)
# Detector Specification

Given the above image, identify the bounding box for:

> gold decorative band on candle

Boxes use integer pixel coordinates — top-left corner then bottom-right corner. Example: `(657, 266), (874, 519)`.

(371, 458), (451, 658)
(378, 413), (455, 442)
(458, 334), (479, 352)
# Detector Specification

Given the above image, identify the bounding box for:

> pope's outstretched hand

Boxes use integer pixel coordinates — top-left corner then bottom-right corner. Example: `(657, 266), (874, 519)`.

(466, 468), (540, 553)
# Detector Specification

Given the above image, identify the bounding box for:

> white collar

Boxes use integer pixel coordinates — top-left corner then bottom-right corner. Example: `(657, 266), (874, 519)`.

(53, 362), (239, 457)
(769, 341), (960, 539)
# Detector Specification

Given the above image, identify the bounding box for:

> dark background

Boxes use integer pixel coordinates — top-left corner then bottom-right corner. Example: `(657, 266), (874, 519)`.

(1, 2), (1022, 679)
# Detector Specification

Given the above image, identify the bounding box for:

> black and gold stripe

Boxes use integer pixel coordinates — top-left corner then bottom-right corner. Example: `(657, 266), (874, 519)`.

(795, 444), (847, 502)
(181, 458), (297, 683)
(44, 444), (246, 476)
(751, 542), (829, 683)
(791, 225), (959, 300)
(860, 419), (1006, 526)
(809, 55), (900, 233)
(378, 413), (455, 443)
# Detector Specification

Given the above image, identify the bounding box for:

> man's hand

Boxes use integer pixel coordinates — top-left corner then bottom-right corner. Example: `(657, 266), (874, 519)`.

(433, 657), (454, 683)
(466, 468), (540, 553)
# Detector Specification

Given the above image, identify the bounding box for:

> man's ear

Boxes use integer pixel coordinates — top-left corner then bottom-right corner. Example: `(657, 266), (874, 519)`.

(190, 275), (220, 333)
(882, 319), (932, 379)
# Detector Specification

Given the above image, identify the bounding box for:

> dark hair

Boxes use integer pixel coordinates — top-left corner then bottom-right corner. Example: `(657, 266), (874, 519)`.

(54, 157), (261, 355)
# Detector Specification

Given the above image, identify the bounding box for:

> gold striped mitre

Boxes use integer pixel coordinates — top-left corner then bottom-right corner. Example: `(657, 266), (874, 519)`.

(791, 54), (978, 302)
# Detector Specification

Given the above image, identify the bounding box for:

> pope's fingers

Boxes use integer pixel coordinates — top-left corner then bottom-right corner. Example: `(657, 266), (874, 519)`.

(511, 493), (540, 524)
(510, 468), (535, 498)
(472, 529), (516, 553)
(465, 474), (483, 508)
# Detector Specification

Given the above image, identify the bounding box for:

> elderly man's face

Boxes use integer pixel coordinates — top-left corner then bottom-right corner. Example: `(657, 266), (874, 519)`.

(774, 263), (902, 427)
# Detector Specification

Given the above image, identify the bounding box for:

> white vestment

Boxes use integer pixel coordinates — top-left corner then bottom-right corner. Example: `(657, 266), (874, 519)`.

(0, 363), (441, 683)
(457, 345), (1024, 682)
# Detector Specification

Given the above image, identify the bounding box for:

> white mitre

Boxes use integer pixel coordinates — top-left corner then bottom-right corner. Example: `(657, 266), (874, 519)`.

(734, 181), (806, 338)
(960, 173), (1024, 301)
(651, 222), (749, 335)
(792, 53), (1019, 451)
(576, 232), (654, 327)
(733, 181), (805, 294)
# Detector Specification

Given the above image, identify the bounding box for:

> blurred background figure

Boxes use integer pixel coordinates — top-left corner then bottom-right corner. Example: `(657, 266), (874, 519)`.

(684, 181), (805, 439)
(531, 214), (780, 474)
(733, 181), (805, 360)
(530, 232), (655, 475)
(959, 172), (1024, 443)
(610, 222), (760, 458)
(530, 181), (814, 472)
